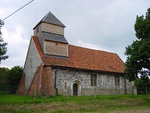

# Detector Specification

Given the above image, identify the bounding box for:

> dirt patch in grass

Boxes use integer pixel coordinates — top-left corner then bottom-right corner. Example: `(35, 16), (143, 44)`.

(0, 102), (150, 113)
(0, 102), (82, 113)
(111, 107), (150, 113)
(0, 95), (150, 113)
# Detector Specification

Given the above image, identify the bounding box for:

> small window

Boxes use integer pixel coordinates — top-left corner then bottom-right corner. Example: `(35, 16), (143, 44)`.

(91, 74), (97, 86)
(115, 76), (120, 86)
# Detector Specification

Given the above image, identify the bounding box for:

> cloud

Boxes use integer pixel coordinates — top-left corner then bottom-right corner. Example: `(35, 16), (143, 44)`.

(0, 0), (150, 68)
(1, 25), (28, 68)
(77, 40), (105, 51)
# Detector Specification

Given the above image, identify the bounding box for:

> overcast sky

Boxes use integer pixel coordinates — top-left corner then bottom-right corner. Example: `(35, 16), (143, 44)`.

(0, 0), (150, 68)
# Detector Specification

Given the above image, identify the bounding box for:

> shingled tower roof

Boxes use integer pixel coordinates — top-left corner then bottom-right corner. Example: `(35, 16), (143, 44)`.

(33, 12), (65, 29)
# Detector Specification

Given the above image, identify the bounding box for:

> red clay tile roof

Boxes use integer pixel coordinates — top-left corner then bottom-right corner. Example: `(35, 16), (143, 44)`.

(33, 36), (125, 74)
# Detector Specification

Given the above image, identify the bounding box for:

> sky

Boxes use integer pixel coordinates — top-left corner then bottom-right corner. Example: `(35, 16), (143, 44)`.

(0, 0), (150, 69)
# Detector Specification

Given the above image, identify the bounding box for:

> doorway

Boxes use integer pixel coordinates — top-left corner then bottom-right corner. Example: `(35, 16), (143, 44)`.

(73, 83), (78, 96)
(71, 80), (81, 96)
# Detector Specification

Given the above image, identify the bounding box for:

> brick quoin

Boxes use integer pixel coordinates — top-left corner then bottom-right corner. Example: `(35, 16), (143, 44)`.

(16, 64), (55, 96)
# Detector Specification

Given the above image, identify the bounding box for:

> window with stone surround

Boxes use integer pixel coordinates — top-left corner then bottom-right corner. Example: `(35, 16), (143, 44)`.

(115, 76), (120, 86)
(91, 74), (97, 86)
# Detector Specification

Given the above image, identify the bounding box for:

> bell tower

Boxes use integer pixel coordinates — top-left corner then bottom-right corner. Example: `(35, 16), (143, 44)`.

(33, 12), (68, 58)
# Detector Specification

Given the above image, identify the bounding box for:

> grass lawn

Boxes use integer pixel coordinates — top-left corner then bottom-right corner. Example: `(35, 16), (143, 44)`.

(0, 94), (150, 113)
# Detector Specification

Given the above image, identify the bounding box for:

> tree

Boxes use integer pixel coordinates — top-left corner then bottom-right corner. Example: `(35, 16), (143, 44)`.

(6, 66), (23, 92)
(0, 67), (9, 86)
(5, 66), (23, 94)
(0, 20), (8, 63)
(125, 8), (150, 81)
(134, 77), (150, 88)
(0, 66), (23, 94)
(134, 77), (150, 94)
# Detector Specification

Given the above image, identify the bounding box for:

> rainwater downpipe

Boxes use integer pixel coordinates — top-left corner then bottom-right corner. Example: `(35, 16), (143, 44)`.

(54, 69), (58, 95)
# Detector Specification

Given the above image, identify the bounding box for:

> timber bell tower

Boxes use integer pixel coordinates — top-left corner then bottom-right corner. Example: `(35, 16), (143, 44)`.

(33, 12), (68, 58)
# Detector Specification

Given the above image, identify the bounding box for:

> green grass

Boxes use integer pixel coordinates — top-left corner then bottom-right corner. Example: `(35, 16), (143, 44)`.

(0, 94), (150, 113)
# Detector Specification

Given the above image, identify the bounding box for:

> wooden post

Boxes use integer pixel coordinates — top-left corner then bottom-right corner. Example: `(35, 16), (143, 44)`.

(6, 86), (9, 95)
(115, 86), (117, 97)
(132, 85), (134, 96)
(67, 85), (70, 100)
(94, 86), (97, 98)
(145, 87), (147, 95)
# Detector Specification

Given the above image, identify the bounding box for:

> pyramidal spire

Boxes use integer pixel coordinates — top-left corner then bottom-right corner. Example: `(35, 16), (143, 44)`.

(41, 12), (65, 27)
(33, 11), (65, 36)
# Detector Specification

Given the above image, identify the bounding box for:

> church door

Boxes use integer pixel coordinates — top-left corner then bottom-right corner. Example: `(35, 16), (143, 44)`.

(73, 83), (78, 96)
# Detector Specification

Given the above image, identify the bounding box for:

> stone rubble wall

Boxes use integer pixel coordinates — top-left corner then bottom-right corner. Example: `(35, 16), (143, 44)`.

(52, 68), (135, 96)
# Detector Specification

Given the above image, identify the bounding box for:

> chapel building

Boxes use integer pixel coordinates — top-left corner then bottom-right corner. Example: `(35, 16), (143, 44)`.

(16, 12), (136, 96)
